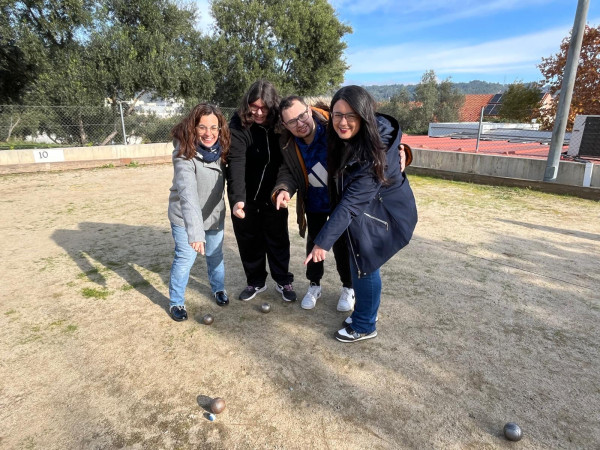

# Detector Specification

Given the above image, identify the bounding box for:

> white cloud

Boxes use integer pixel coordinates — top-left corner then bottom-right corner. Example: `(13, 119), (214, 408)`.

(346, 24), (573, 76)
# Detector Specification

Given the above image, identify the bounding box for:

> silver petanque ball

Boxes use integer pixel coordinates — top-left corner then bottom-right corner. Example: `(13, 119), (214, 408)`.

(202, 314), (214, 325)
(504, 422), (523, 441)
(260, 302), (271, 313)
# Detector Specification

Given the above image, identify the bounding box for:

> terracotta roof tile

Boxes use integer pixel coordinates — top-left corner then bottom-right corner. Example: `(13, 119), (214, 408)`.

(459, 94), (495, 121)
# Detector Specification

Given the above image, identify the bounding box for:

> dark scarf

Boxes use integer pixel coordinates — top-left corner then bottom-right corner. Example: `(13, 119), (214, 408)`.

(195, 141), (221, 163)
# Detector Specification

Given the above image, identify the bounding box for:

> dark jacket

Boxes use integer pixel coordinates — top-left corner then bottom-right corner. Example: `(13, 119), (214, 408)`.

(271, 106), (330, 237)
(226, 112), (283, 207)
(313, 113), (418, 277)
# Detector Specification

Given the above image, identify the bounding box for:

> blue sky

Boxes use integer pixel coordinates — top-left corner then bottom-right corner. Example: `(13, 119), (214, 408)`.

(197, 0), (600, 86)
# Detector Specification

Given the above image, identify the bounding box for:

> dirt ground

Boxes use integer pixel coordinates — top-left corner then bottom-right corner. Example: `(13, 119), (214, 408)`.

(0, 164), (599, 449)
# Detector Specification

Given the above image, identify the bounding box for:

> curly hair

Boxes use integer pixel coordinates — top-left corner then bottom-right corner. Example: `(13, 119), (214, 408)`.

(171, 104), (231, 163)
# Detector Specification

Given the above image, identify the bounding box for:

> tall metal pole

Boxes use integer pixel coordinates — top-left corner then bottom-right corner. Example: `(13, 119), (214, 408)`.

(475, 106), (484, 153)
(119, 102), (127, 146)
(544, 0), (589, 181)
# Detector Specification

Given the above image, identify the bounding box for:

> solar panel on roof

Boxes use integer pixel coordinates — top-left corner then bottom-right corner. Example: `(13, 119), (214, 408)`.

(490, 94), (503, 103)
(483, 105), (495, 115)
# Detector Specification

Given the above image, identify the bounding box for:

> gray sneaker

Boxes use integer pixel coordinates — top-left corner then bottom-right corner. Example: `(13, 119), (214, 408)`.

(301, 283), (321, 309)
(336, 287), (355, 311)
(335, 325), (377, 343)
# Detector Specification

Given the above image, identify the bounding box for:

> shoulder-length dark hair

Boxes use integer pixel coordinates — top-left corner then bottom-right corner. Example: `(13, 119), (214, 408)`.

(327, 85), (387, 184)
(171, 103), (230, 163)
(238, 79), (281, 129)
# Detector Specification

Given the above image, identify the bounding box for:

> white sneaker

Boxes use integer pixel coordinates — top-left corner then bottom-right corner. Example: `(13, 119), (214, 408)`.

(301, 283), (322, 310)
(336, 287), (355, 312)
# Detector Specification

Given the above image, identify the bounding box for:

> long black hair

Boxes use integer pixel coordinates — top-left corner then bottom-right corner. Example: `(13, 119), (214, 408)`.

(327, 85), (387, 185)
(237, 79), (281, 128)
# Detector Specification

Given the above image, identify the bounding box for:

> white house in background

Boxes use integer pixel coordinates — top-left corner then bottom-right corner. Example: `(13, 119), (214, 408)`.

(104, 93), (185, 118)
(132, 93), (184, 118)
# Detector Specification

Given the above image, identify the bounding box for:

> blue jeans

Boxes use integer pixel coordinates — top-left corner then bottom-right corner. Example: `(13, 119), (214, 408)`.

(169, 223), (225, 308)
(349, 259), (381, 334)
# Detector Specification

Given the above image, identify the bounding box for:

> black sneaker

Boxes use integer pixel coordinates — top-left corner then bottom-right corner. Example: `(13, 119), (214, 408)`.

(170, 305), (188, 322)
(335, 325), (377, 343)
(275, 283), (297, 302)
(215, 291), (229, 306)
(238, 284), (267, 301)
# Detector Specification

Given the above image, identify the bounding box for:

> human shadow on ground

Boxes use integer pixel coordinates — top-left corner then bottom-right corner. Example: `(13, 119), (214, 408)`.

(496, 218), (600, 242)
(52, 222), (195, 313)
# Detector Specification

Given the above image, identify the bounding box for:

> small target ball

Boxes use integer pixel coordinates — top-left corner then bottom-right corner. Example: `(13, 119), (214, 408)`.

(210, 397), (226, 414)
(504, 422), (523, 441)
(261, 302), (271, 313)
(207, 413), (216, 421)
(202, 314), (214, 325)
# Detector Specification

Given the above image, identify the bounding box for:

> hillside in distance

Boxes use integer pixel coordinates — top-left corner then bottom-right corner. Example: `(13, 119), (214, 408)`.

(363, 80), (509, 101)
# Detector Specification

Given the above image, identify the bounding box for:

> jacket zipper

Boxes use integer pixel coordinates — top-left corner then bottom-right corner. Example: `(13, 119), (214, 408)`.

(341, 170), (362, 278)
(254, 126), (270, 201)
(364, 213), (388, 230)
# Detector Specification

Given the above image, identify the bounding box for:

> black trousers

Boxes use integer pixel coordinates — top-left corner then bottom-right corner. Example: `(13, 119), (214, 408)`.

(231, 201), (293, 287)
(306, 211), (352, 288)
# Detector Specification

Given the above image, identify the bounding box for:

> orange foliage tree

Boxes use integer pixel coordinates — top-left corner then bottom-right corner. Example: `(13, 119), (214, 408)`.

(538, 25), (600, 130)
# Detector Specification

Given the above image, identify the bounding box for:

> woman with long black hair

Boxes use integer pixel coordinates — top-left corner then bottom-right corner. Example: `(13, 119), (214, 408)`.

(305, 85), (418, 342)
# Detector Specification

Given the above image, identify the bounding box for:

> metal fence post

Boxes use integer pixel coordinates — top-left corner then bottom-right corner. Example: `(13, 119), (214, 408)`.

(119, 102), (127, 145)
(475, 106), (484, 153)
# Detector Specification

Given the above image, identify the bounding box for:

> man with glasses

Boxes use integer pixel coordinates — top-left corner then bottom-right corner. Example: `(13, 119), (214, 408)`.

(271, 96), (355, 311)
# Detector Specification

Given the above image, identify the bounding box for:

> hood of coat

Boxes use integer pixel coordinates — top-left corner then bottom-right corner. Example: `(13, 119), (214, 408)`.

(376, 113), (401, 149)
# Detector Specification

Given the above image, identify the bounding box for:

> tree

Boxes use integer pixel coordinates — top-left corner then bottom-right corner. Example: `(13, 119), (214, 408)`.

(411, 70), (464, 134)
(0, 0), (93, 104)
(498, 82), (542, 123)
(377, 88), (414, 133)
(411, 70), (438, 133)
(437, 78), (464, 123)
(377, 70), (464, 134)
(538, 24), (600, 130)
(208, 0), (351, 105)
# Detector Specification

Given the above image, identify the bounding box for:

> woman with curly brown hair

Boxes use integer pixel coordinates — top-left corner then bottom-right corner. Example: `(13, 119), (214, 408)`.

(167, 103), (231, 322)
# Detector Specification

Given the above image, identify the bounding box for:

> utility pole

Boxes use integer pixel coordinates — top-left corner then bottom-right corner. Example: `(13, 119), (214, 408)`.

(544, 0), (589, 182)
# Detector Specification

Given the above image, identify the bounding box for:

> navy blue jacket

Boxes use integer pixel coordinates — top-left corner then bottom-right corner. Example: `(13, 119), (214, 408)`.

(313, 113), (418, 277)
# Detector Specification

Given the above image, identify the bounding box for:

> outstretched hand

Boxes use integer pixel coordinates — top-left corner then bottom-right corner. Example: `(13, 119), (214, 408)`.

(233, 201), (245, 219)
(276, 190), (290, 210)
(304, 244), (328, 265)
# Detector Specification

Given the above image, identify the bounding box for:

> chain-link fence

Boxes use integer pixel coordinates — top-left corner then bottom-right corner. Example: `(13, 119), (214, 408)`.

(0, 104), (237, 150)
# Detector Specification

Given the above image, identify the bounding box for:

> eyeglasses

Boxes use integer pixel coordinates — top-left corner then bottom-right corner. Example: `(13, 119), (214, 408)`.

(332, 112), (359, 123)
(196, 125), (220, 134)
(283, 107), (310, 128)
(249, 104), (269, 114)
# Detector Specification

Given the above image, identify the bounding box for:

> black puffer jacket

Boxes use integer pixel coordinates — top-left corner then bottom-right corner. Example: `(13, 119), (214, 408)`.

(226, 112), (283, 206)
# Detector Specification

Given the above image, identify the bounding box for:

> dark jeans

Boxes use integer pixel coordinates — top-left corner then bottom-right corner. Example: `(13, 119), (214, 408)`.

(349, 258), (381, 334)
(231, 201), (293, 287)
(306, 211), (352, 288)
